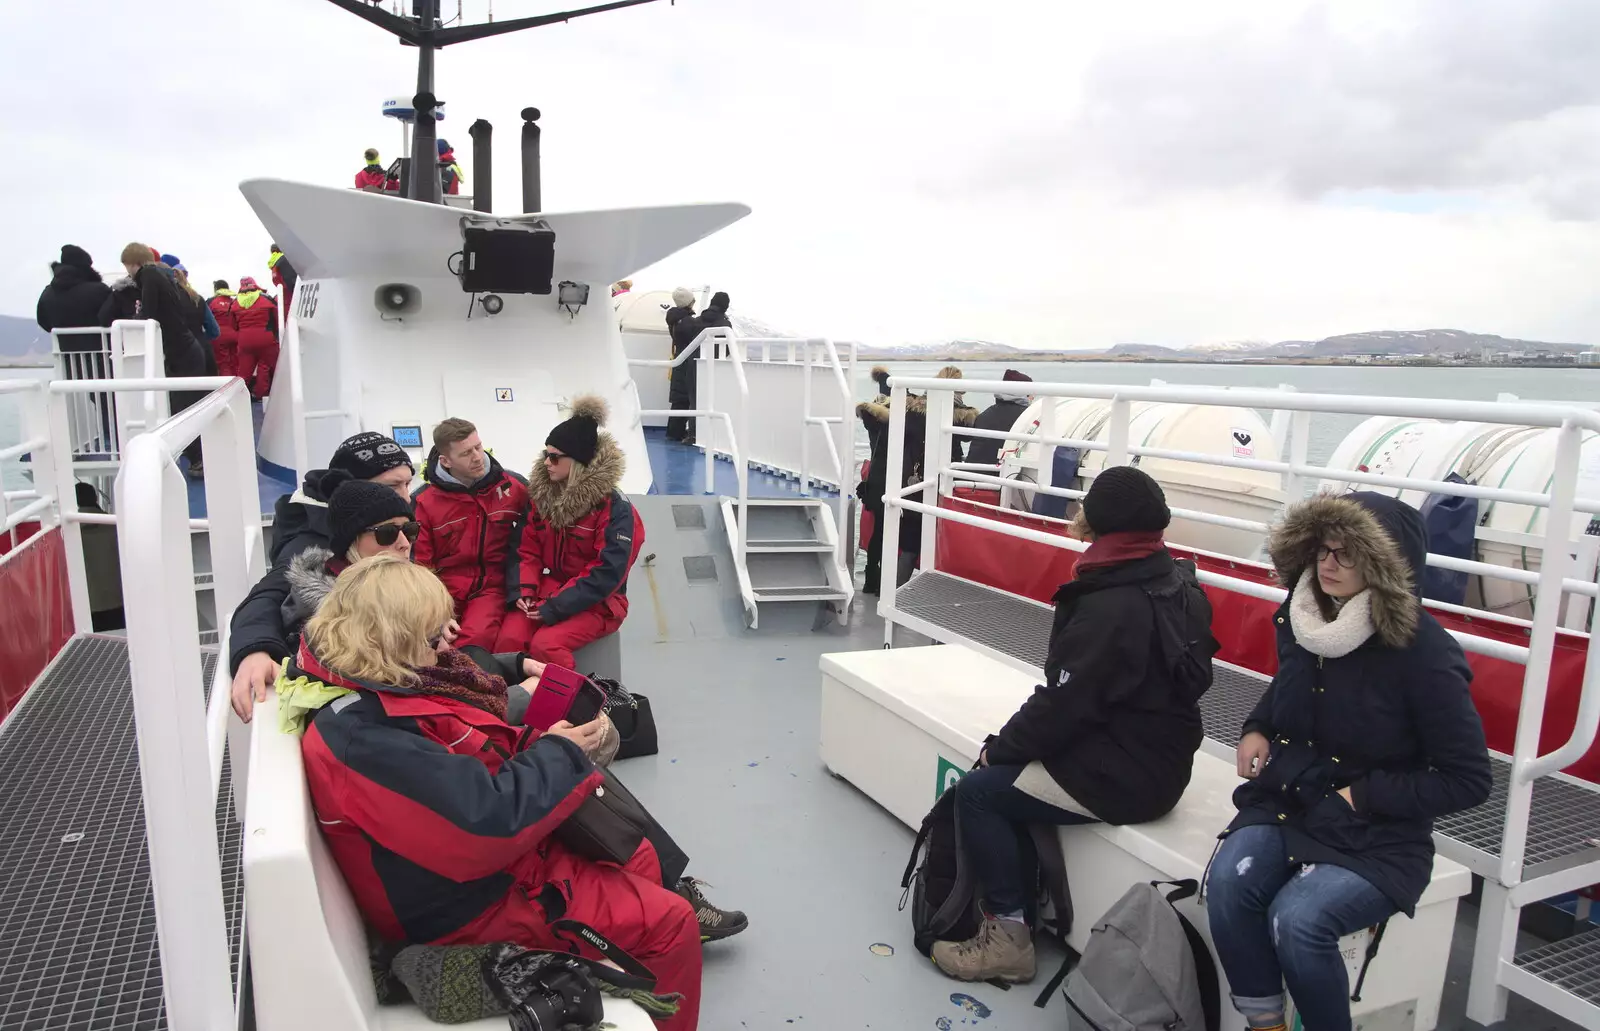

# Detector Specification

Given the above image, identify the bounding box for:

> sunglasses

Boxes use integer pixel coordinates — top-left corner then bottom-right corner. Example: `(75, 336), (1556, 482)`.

(1315, 544), (1356, 569)
(543, 450), (567, 463)
(366, 520), (421, 546)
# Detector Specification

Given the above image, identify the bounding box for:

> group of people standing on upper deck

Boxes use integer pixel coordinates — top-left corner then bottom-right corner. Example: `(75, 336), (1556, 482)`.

(226, 399), (744, 1031)
(855, 371), (1492, 1031)
(662, 286), (733, 445)
(36, 241), (297, 477)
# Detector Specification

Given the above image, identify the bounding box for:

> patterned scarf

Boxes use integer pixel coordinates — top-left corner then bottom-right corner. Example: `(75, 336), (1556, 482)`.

(410, 648), (511, 722)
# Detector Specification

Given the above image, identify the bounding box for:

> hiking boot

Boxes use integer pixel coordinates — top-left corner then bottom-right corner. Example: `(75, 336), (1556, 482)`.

(675, 877), (747, 942)
(931, 917), (1035, 983)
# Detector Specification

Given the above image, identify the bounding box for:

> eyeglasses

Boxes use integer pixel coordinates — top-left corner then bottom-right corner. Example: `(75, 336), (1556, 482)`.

(543, 450), (567, 463)
(1315, 545), (1356, 569)
(366, 520), (421, 546)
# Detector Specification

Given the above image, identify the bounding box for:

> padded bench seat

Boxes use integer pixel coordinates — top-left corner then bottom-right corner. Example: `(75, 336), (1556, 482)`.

(243, 694), (655, 1031)
(819, 644), (1472, 1031)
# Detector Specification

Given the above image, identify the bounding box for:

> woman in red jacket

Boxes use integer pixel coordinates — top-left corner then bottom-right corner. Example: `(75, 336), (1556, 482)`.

(493, 396), (643, 667)
(233, 276), (279, 400)
(294, 555), (701, 1029)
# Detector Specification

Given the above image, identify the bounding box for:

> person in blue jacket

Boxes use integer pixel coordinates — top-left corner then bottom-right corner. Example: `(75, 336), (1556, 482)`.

(1207, 492), (1492, 1031)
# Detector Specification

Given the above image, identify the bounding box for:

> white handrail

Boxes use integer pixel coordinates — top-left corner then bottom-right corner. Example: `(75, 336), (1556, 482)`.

(116, 377), (260, 1031)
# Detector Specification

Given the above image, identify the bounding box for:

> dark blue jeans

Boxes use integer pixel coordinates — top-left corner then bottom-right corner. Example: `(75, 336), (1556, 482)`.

(954, 763), (1096, 915)
(1206, 824), (1397, 1031)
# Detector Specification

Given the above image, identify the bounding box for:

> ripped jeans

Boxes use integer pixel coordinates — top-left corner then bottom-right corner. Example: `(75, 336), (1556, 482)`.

(1206, 825), (1396, 1031)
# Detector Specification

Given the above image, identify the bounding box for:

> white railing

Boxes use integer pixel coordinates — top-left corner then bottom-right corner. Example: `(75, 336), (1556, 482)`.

(798, 337), (859, 571)
(877, 375), (1600, 1029)
(628, 327), (752, 561)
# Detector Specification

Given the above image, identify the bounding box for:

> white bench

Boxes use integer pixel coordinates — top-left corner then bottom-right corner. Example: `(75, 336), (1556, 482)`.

(819, 644), (1472, 1031)
(243, 694), (655, 1031)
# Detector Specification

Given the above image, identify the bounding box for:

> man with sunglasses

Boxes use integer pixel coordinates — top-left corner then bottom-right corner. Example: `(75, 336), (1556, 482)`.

(228, 431), (417, 722)
(412, 418), (530, 650)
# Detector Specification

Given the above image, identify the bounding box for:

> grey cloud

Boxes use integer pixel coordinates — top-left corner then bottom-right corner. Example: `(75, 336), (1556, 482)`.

(969, 1), (1600, 216)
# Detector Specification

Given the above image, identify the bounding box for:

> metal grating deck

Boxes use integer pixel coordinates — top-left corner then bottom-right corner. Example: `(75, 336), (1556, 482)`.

(1515, 926), (1600, 1007)
(897, 571), (1600, 870)
(0, 635), (243, 1031)
(895, 571), (1052, 669)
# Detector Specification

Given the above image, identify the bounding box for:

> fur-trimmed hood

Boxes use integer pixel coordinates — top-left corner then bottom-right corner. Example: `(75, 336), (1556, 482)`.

(526, 432), (625, 528)
(1268, 492), (1425, 649)
(855, 392), (977, 427)
(285, 546), (339, 614)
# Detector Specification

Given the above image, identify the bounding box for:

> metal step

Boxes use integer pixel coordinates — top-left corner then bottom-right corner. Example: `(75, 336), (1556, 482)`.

(752, 585), (850, 602)
(745, 538), (833, 553)
(0, 635), (244, 1029)
(1513, 926), (1600, 1010)
(894, 570), (1600, 874)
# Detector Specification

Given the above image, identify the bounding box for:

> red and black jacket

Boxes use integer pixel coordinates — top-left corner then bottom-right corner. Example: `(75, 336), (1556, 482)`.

(413, 451), (530, 603)
(207, 293), (238, 346)
(233, 289), (278, 347)
(354, 164), (388, 189)
(510, 434), (644, 624)
(297, 644), (600, 943)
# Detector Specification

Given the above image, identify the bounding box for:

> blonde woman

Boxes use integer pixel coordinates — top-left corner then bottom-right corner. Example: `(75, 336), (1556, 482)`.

(292, 556), (706, 1030)
(117, 242), (211, 473)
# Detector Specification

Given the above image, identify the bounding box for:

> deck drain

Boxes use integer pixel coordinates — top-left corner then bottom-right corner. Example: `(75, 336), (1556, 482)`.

(869, 943), (894, 957)
(683, 555), (717, 582)
(671, 505), (707, 530)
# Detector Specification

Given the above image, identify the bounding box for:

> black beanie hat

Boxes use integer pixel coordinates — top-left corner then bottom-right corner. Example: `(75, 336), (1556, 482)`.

(328, 480), (414, 557)
(59, 245), (93, 269)
(330, 431), (413, 481)
(544, 395), (608, 467)
(709, 290), (730, 311)
(1081, 465), (1170, 536)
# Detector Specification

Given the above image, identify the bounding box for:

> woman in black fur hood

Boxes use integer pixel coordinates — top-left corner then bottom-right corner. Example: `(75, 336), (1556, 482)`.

(1206, 492), (1491, 1031)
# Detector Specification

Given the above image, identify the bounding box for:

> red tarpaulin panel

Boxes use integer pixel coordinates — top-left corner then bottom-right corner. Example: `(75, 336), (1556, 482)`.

(0, 525), (74, 722)
(933, 495), (1599, 784)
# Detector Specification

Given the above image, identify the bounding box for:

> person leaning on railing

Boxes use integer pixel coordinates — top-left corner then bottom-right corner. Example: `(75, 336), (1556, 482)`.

(228, 432), (417, 722)
(1207, 493), (1492, 1031)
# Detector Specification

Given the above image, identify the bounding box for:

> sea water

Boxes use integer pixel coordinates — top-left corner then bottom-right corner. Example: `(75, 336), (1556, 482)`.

(0, 366), (52, 492)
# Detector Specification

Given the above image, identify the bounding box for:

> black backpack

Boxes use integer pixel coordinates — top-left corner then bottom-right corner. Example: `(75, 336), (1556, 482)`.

(1143, 559), (1219, 705)
(900, 773), (1076, 1005)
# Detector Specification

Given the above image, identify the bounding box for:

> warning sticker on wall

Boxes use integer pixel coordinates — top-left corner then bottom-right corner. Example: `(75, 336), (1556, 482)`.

(495, 388), (514, 402)
(1230, 427), (1255, 458)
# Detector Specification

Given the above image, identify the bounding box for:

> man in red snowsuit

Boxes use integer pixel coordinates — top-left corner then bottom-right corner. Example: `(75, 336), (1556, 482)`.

(413, 418), (530, 649)
(233, 276), (279, 400)
(207, 280), (239, 378)
(354, 148), (387, 189)
(493, 396), (643, 667)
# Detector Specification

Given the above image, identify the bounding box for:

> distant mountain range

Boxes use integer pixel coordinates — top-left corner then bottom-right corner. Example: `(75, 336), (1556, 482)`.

(861, 329), (1595, 362)
(0, 314), (48, 364)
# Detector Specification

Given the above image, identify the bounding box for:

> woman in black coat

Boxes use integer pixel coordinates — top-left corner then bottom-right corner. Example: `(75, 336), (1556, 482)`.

(1207, 492), (1491, 1031)
(37, 245), (111, 348)
(118, 243), (212, 476)
(931, 466), (1217, 985)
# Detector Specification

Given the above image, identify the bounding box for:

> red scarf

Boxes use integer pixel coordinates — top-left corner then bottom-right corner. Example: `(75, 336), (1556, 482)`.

(409, 649), (511, 721)
(1074, 530), (1166, 576)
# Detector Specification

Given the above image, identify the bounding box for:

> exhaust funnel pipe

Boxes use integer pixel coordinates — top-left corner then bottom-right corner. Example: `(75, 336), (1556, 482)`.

(520, 107), (542, 213)
(469, 118), (493, 213)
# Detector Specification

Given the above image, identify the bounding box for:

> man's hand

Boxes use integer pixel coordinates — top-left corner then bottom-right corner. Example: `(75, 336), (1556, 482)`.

(1237, 731), (1271, 779)
(517, 598), (537, 617)
(441, 619), (461, 646)
(522, 656), (547, 680)
(231, 652), (281, 722)
(546, 718), (607, 757)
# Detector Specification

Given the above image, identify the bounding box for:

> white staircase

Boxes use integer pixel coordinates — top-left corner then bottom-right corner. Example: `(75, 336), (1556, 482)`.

(721, 497), (853, 628)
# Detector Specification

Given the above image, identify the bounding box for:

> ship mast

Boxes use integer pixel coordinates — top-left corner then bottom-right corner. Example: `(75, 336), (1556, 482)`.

(322, 0), (668, 203)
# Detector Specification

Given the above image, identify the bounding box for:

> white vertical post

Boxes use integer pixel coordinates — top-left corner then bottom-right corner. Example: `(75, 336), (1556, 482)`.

(700, 331), (715, 493)
(922, 388), (952, 572)
(1466, 881), (1514, 1025)
(1105, 397), (1131, 467)
(839, 340), (857, 572)
(286, 316), (310, 480)
(880, 384), (909, 645)
(117, 433), (236, 1031)
(1285, 410), (1311, 504)
(800, 340), (813, 497)
(1268, 383), (1293, 456)
(736, 351), (750, 563)
(44, 388), (92, 631)
(1499, 420), (1581, 886)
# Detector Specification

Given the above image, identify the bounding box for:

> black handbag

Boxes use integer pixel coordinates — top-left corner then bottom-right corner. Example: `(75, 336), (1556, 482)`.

(555, 767), (651, 868)
(588, 675), (658, 760)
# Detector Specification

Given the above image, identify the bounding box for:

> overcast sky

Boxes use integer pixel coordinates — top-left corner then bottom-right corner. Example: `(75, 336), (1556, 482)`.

(5, 0), (1599, 350)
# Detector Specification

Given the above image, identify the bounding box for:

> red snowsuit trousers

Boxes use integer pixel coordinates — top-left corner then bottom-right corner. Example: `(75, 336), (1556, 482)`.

(452, 592), (508, 651)
(459, 838), (701, 1030)
(491, 604), (621, 669)
(237, 332), (279, 400)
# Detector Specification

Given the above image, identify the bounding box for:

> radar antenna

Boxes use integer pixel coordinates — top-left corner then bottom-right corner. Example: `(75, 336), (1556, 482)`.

(324, 0), (670, 203)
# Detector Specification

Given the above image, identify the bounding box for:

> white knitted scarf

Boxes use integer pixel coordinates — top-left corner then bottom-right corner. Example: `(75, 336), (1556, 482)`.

(1288, 569), (1376, 659)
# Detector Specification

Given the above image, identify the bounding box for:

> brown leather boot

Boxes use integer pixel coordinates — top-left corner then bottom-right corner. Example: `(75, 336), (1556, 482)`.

(931, 917), (1035, 983)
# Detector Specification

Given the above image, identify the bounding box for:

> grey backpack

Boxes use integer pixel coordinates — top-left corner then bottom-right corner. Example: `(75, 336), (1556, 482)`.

(1064, 879), (1219, 1031)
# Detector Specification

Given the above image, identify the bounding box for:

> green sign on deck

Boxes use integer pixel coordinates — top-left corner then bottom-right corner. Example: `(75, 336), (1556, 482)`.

(936, 756), (965, 800)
